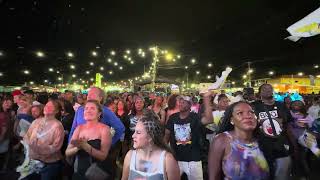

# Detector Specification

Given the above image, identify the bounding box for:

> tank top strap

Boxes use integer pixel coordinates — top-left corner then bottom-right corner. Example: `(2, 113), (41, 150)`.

(129, 150), (137, 170)
(158, 151), (166, 174)
(223, 131), (233, 141)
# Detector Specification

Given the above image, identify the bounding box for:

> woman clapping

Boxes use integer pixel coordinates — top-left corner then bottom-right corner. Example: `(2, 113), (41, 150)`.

(66, 100), (112, 180)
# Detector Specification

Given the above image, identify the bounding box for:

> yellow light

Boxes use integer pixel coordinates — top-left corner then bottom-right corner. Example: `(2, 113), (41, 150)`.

(36, 51), (44, 57)
(24, 70), (30, 74)
(67, 52), (74, 57)
(314, 65), (319, 69)
(107, 58), (112, 63)
(248, 69), (254, 74)
(196, 71), (200, 75)
(207, 75), (211, 79)
(165, 53), (173, 60)
(109, 71), (113, 75)
(298, 72), (304, 76)
(30, 81), (34, 85)
(124, 55), (128, 59)
(0, 72), (3, 76)
(269, 71), (274, 75)
(316, 75), (320, 78)
(126, 50), (131, 54)
(110, 51), (116, 56)
(191, 59), (196, 64)
(89, 62), (94, 66)
(44, 80), (48, 83)
(72, 74), (76, 78)
(70, 65), (75, 69)
(58, 77), (62, 81)
(90, 78), (94, 81)
(114, 62), (118, 66)
(49, 68), (54, 72)
(185, 66), (188, 69)
(92, 51), (98, 57)
(100, 67), (104, 70)
(119, 66), (123, 70)
(130, 61), (134, 64)
(86, 71), (90, 74)
(208, 63), (213, 68)
(177, 55), (181, 59)
(232, 81), (235, 85)
(243, 75), (247, 79)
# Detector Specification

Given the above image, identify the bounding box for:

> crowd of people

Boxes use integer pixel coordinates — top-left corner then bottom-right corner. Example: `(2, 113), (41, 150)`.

(0, 84), (320, 180)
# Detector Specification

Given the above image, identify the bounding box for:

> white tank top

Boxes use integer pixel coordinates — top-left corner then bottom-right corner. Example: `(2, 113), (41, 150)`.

(128, 150), (166, 180)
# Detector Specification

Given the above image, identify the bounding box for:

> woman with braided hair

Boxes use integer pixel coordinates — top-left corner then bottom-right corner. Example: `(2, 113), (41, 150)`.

(122, 109), (180, 180)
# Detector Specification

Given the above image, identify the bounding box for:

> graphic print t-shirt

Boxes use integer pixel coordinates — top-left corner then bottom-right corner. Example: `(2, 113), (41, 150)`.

(252, 100), (292, 159)
(166, 112), (201, 161)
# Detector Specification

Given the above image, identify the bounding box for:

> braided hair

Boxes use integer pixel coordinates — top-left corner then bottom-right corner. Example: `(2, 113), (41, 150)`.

(139, 109), (173, 154)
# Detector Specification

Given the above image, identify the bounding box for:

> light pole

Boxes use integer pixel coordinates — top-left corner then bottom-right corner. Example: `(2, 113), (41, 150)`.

(150, 46), (159, 92)
(247, 61), (252, 87)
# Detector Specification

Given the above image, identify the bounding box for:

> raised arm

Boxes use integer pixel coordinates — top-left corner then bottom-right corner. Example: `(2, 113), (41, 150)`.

(201, 91), (214, 125)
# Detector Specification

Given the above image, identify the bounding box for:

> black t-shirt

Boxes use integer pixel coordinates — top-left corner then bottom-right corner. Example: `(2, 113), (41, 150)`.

(251, 100), (292, 159)
(166, 112), (202, 162)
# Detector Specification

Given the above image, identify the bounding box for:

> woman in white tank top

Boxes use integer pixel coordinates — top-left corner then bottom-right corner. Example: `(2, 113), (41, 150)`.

(122, 109), (180, 180)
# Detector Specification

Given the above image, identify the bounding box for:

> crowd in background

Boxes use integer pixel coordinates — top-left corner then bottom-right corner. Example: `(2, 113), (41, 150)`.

(0, 85), (320, 180)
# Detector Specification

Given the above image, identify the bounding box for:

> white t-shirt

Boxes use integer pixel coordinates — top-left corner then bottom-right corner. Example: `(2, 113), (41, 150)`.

(308, 105), (320, 120)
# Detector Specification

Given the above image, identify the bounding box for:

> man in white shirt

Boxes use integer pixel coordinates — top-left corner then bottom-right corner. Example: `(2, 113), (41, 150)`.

(308, 97), (320, 120)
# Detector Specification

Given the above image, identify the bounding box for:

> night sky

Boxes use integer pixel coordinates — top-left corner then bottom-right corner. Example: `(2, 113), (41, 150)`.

(1, 0), (320, 85)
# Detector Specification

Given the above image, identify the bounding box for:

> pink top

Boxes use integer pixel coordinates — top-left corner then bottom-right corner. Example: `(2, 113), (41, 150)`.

(24, 117), (64, 163)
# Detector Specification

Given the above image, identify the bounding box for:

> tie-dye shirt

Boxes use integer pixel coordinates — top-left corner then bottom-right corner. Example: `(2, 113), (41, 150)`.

(222, 132), (269, 180)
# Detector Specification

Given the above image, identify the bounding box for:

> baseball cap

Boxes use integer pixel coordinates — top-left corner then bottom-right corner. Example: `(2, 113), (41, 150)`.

(12, 90), (22, 96)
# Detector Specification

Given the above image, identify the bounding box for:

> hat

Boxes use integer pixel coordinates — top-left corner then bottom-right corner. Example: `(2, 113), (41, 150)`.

(12, 90), (22, 96)
(181, 96), (192, 103)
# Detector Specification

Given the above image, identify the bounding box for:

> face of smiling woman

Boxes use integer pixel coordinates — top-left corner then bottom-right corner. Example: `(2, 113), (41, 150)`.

(44, 101), (57, 116)
(84, 102), (101, 122)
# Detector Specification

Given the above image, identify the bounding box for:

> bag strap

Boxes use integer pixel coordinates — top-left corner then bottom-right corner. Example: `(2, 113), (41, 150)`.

(263, 105), (278, 136)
